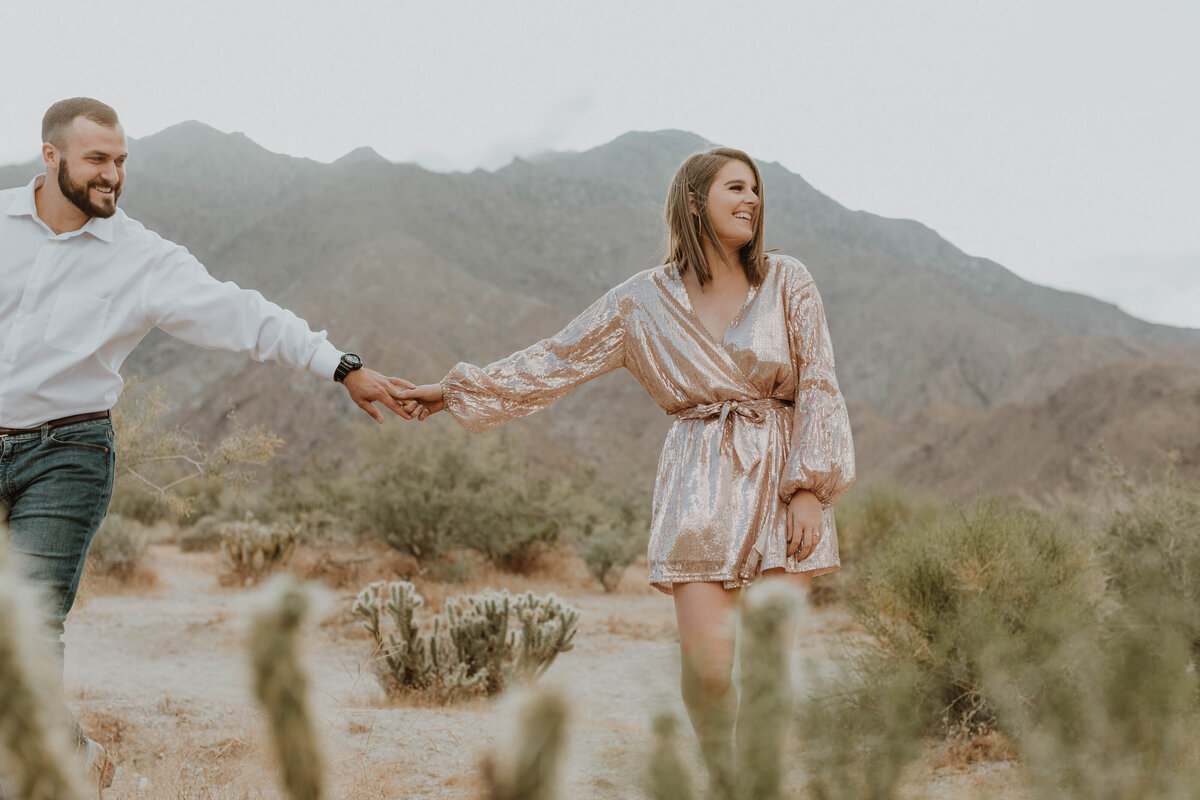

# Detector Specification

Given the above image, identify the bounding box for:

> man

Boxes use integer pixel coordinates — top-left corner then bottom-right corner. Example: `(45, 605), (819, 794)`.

(0, 97), (412, 795)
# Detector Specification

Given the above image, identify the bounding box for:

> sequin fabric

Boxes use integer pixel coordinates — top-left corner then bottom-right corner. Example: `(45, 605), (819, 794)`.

(442, 255), (856, 593)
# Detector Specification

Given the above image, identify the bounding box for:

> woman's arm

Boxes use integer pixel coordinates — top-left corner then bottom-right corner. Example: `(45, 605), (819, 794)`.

(403, 288), (627, 430)
(779, 264), (856, 558)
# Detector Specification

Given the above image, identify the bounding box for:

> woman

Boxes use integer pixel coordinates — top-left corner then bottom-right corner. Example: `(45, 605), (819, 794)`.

(402, 147), (855, 782)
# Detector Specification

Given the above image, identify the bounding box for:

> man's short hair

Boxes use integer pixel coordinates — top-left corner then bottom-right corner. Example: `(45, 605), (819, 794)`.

(42, 98), (120, 147)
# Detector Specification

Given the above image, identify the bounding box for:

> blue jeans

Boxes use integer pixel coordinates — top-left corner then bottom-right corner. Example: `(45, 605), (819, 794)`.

(1, 417), (115, 748)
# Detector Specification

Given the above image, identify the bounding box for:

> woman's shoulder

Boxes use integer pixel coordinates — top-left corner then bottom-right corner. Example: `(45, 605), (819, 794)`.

(766, 253), (816, 289)
(609, 262), (677, 298)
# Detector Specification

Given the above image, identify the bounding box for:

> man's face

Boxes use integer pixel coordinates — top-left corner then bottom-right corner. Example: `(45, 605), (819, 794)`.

(53, 118), (127, 219)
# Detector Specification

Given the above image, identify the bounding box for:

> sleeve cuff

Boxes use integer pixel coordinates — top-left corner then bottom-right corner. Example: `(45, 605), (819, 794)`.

(308, 341), (343, 382)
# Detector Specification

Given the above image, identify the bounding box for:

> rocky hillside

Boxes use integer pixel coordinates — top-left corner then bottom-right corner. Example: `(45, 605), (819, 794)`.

(3, 125), (1196, 497)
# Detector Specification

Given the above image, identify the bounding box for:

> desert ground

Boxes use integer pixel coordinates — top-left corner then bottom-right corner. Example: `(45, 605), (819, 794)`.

(63, 543), (1028, 799)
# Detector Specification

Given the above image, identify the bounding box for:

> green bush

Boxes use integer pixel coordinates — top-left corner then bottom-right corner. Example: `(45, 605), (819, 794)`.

(570, 475), (650, 592)
(987, 467), (1200, 799)
(351, 424), (573, 572)
(849, 500), (1105, 733)
(576, 525), (640, 592)
(352, 580), (579, 702)
(86, 513), (151, 579)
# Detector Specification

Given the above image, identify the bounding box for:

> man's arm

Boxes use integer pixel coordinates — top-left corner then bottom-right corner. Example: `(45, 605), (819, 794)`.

(141, 243), (416, 421)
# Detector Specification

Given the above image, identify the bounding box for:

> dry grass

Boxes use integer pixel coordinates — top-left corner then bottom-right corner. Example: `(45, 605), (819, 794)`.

(77, 563), (160, 599)
(590, 614), (676, 642)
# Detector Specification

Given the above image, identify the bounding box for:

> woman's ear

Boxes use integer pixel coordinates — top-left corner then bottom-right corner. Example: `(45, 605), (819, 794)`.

(687, 191), (698, 217)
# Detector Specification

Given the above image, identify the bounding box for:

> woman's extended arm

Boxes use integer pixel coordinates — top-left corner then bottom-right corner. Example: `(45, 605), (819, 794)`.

(403, 288), (627, 430)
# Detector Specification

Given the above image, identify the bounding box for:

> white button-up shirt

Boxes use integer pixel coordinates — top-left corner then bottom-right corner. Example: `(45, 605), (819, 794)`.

(0, 176), (342, 428)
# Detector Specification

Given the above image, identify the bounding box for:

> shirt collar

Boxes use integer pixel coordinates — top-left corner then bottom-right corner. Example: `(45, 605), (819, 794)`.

(3, 174), (116, 243)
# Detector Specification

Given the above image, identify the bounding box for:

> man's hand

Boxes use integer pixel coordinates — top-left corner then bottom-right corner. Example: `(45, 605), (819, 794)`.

(398, 383), (445, 421)
(786, 490), (824, 560)
(343, 368), (418, 422)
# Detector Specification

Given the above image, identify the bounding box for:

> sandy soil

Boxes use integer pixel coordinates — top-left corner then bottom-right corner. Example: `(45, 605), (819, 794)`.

(62, 545), (1029, 799)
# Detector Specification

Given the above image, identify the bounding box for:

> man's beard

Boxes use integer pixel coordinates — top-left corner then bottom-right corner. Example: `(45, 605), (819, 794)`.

(57, 158), (121, 219)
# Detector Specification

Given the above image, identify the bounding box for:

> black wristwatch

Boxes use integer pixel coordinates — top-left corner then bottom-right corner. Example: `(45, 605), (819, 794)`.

(334, 353), (364, 383)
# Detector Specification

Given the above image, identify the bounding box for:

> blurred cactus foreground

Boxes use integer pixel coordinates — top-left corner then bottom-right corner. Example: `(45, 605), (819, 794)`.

(0, 529), (89, 800)
(247, 577), (326, 800)
(353, 580), (579, 700)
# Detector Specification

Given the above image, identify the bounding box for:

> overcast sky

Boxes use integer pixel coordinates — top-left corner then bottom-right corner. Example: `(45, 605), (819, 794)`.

(3, 0), (1196, 328)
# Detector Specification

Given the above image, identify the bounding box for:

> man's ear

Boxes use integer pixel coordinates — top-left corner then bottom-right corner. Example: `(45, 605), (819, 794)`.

(42, 142), (59, 172)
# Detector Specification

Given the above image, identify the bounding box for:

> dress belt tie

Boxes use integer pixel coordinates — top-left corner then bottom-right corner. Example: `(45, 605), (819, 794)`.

(673, 398), (792, 471)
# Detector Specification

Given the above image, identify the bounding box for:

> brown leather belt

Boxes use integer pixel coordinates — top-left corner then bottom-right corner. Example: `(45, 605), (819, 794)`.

(0, 410), (111, 436)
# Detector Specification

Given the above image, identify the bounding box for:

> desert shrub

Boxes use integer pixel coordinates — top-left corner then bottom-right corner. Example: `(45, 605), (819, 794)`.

(85, 513), (151, 579)
(849, 500), (1104, 734)
(352, 424), (575, 572)
(220, 515), (298, 583)
(576, 525), (640, 592)
(352, 580), (578, 701)
(255, 454), (354, 545)
(812, 483), (936, 605)
(1097, 463), (1200, 651)
(109, 378), (281, 522)
(178, 515), (225, 552)
(573, 478), (650, 592)
(979, 467), (1200, 799)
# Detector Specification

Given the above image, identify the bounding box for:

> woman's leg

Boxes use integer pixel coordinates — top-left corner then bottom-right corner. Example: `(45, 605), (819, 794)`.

(673, 581), (739, 788)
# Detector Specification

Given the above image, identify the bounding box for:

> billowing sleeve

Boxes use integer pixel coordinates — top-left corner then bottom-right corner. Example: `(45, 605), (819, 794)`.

(779, 266), (856, 506)
(441, 289), (626, 433)
(141, 242), (341, 380)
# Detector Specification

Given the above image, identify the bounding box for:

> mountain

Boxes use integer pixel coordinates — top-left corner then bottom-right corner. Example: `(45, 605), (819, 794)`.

(3, 124), (1197, 497)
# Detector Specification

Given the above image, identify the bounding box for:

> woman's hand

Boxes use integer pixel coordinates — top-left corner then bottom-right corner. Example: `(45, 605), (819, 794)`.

(786, 490), (823, 560)
(398, 383), (445, 421)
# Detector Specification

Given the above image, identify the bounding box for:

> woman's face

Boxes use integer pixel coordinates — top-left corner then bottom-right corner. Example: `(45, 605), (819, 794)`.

(702, 159), (759, 251)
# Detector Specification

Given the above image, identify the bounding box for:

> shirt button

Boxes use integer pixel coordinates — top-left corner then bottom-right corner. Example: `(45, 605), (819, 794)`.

(16, 316), (26, 323)
(3, 357), (13, 364)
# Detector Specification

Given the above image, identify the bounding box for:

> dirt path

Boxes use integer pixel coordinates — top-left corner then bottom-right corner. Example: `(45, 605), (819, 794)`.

(63, 545), (1025, 799)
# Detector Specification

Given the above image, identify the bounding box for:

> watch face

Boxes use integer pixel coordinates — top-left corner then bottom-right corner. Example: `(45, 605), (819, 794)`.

(344, 354), (363, 368)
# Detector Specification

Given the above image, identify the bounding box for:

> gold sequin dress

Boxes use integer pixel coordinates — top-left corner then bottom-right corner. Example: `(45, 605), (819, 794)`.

(442, 254), (855, 593)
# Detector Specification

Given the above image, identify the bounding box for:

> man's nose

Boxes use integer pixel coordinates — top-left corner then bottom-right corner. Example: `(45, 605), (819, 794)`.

(100, 162), (119, 183)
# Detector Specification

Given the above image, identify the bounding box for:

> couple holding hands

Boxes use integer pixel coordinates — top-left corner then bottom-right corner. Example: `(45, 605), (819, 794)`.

(0, 97), (853, 794)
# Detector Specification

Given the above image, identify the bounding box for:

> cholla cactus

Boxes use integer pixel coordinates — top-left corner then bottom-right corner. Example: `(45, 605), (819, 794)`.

(736, 581), (803, 800)
(353, 580), (437, 692)
(0, 531), (88, 800)
(647, 714), (695, 800)
(445, 590), (512, 696)
(481, 688), (569, 800)
(351, 582), (579, 701)
(510, 591), (579, 683)
(247, 576), (325, 800)
(220, 514), (297, 582)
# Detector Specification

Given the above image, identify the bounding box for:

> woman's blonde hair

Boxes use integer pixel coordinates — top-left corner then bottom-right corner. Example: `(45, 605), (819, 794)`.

(665, 147), (767, 287)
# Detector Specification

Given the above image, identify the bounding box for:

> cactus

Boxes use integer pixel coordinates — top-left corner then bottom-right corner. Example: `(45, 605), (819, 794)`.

(0, 530), (88, 800)
(647, 714), (695, 800)
(247, 576), (325, 800)
(481, 688), (569, 800)
(220, 513), (297, 582)
(352, 582), (579, 701)
(353, 580), (437, 692)
(735, 581), (802, 800)
(510, 591), (579, 683)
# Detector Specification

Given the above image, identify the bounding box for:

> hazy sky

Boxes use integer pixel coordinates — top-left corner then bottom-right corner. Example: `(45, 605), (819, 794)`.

(3, 0), (1196, 328)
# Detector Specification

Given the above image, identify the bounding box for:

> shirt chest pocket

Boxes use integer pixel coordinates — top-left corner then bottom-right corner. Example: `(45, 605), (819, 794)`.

(44, 292), (111, 354)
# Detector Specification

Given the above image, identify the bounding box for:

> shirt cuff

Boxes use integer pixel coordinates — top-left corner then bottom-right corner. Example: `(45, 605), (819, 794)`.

(308, 341), (343, 382)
